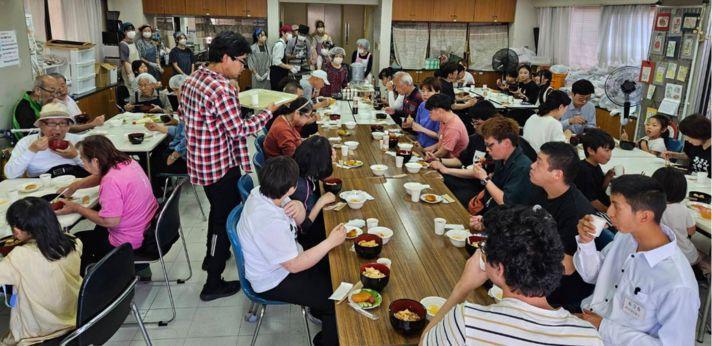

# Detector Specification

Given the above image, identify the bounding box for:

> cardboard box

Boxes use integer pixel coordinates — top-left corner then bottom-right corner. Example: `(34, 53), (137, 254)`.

(95, 63), (118, 87)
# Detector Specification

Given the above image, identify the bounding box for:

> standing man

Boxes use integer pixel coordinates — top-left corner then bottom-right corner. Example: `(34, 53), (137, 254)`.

(181, 31), (277, 301)
(270, 25), (296, 91)
(561, 79), (596, 135)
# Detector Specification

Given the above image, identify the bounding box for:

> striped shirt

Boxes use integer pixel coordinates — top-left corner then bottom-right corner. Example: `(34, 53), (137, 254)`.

(423, 298), (603, 345)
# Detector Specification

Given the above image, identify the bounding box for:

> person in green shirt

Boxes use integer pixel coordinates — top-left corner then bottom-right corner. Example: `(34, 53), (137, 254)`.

(12, 75), (61, 139)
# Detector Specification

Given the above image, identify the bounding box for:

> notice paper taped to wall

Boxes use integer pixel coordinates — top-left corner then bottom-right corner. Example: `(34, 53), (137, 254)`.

(0, 30), (19, 68)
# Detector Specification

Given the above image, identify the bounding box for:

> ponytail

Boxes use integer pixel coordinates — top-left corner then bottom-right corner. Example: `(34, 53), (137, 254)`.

(538, 90), (571, 116)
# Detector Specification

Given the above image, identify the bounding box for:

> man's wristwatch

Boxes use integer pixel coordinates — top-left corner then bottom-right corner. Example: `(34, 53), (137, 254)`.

(481, 177), (490, 186)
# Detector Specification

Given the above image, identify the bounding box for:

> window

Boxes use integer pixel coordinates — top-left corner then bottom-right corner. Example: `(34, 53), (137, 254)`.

(568, 7), (601, 68)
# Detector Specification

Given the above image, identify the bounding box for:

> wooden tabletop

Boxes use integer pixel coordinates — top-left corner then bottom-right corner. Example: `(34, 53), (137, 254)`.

(322, 125), (491, 346)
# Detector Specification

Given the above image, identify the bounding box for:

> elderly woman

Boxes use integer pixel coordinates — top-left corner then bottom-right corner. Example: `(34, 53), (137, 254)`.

(351, 38), (373, 81)
(169, 31), (194, 76)
(57, 135), (158, 275)
(1, 197), (82, 345)
(263, 97), (314, 158)
(4, 102), (88, 179)
(125, 73), (172, 113)
(248, 28), (271, 90)
(135, 24), (162, 80)
(319, 47), (349, 97)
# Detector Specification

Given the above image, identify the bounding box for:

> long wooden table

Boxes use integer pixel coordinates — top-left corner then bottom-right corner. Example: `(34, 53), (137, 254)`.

(320, 124), (491, 345)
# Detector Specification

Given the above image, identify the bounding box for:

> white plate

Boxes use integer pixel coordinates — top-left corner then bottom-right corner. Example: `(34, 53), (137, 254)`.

(339, 190), (368, 201)
(342, 160), (364, 168)
(420, 194), (443, 204)
(347, 289), (382, 310)
(345, 227), (363, 240)
(19, 182), (42, 193)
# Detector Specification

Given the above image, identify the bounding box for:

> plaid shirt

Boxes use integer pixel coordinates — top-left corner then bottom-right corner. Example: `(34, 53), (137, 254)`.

(181, 67), (272, 186)
(394, 87), (423, 120)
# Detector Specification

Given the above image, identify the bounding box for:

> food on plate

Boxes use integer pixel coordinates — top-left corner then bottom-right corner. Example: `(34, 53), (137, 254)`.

(450, 235), (465, 241)
(422, 194), (438, 203)
(394, 309), (421, 322)
(344, 160), (362, 167)
(50, 201), (65, 211)
(358, 240), (378, 247)
(346, 229), (358, 238)
(82, 195), (90, 205)
(691, 203), (712, 219)
(362, 267), (386, 279)
(426, 305), (440, 315)
(351, 291), (374, 304)
(418, 161), (430, 168)
(23, 184), (38, 192)
(337, 129), (349, 136)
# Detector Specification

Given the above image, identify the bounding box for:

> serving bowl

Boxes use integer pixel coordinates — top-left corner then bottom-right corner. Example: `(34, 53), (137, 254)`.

(128, 132), (145, 144)
(465, 234), (487, 256)
(445, 229), (469, 248)
(370, 164), (388, 176)
(371, 132), (385, 140)
(367, 226), (394, 244)
(404, 162), (421, 174)
(344, 141), (359, 150)
(323, 178), (342, 195)
(354, 234), (383, 259)
(48, 139), (69, 150)
(345, 121), (357, 130)
(619, 140), (635, 150)
(420, 296), (447, 320)
(370, 125), (384, 132)
(347, 196), (367, 209)
(360, 262), (390, 292)
(389, 299), (427, 336)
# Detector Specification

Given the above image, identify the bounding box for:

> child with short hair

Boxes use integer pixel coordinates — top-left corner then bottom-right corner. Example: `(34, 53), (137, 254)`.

(652, 167), (699, 265)
(638, 114), (670, 154)
(575, 128), (616, 212)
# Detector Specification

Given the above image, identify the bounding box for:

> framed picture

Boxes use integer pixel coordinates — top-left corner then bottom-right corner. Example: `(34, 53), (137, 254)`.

(665, 62), (677, 79)
(666, 36), (680, 58)
(640, 60), (654, 83)
(651, 32), (666, 55)
(680, 34), (696, 59)
(654, 65), (666, 85)
(682, 13), (699, 31)
(655, 12), (671, 30)
(670, 16), (683, 35)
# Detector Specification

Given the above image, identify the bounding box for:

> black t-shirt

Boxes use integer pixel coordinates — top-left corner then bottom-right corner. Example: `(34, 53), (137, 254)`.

(574, 160), (610, 206)
(684, 142), (711, 178)
(518, 80), (539, 104)
(440, 78), (455, 100)
(14, 98), (38, 129)
(458, 134), (486, 166)
(530, 186), (596, 312)
(169, 47), (195, 75)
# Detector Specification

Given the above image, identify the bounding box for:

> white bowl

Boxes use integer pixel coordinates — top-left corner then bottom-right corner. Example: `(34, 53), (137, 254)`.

(404, 162), (421, 174)
(397, 143), (414, 151)
(51, 175), (76, 188)
(371, 131), (385, 140)
(347, 197), (366, 209)
(367, 226), (394, 244)
(420, 296), (447, 320)
(370, 164), (388, 176)
(344, 141), (359, 150)
(445, 229), (469, 248)
(328, 137), (342, 144)
(345, 121), (357, 130)
(403, 182), (426, 196)
(346, 218), (366, 229)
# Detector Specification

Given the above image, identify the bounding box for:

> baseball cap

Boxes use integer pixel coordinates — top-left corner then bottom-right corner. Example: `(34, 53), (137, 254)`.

(310, 70), (330, 85)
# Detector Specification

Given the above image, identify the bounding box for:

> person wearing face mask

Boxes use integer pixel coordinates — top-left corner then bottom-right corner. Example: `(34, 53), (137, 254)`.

(169, 31), (195, 76)
(286, 25), (311, 72)
(319, 47), (349, 97)
(263, 97), (314, 158)
(136, 24), (163, 80)
(119, 22), (140, 90)
(351, 39), (373, 81)
(248, 28), (271, 90)
(270, 24), (296, 91)
(310, 20), (331, 68)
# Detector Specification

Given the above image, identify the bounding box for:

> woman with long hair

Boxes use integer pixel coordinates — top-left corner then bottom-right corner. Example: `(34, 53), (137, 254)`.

(1, 197), (82, 345)
(522, 90), (573, 152)
(56, 135), (158, 275)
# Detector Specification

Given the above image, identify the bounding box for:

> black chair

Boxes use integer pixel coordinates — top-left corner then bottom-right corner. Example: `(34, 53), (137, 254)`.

(133, 178), (192, 326)
(58, 244), (152, 345)
(518, 136), (538, 163)
(115, 85), (130, 112)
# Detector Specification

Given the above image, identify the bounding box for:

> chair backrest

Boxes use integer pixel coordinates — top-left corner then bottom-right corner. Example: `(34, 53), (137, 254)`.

(237, 175), (254, 202)
(518, 136), (538, 163)
(665, 137), (684, 153)
(73, 244), (136, 345)
(255, 134), (266, 154)
(226, 204), (273, 305)
(152, 179), (184, 253)
(253, 152), (265, 177)
(115, 85), (130, 109)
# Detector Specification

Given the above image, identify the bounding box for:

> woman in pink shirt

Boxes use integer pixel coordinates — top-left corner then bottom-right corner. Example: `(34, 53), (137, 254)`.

(56, 135), (158, 276)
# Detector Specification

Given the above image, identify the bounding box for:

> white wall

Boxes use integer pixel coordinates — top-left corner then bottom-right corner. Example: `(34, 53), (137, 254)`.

(107, 0), (150, 28)
(0, 0), (34, 133)
(509, 0), (537, 50)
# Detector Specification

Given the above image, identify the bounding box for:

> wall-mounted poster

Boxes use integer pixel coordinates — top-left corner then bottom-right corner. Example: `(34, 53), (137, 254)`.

(676, 65), (689, 82)
(665, 83), (683, 101)
(670, 16), (683, 35)
(654, 65), (666, 85)
(681, 34), (696, 59)
(665, 62), (677, 79)
(646, 85), (656, 99)
(666, 37), (680, 58)
(655, 12), (671, 30)
(640, 60), (654, 83)
(682, 13), (699, 31)
(651, 32), (666, 55)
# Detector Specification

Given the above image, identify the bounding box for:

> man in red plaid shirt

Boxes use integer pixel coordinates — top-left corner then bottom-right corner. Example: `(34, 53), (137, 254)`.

(181, 31), (278, 301)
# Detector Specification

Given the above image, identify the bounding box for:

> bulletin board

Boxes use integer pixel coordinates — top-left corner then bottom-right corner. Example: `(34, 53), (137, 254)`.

(636, 5), (706, 140)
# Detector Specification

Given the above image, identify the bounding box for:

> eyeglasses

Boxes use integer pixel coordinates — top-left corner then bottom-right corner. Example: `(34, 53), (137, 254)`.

(232, 56), (247, 65)
(485, 141), (498, 149)
(39, 86), (61, 95)
(42, 121), (70, 128)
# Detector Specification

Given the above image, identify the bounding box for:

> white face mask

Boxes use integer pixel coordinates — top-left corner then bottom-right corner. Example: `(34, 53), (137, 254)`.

(317, 28), (325, 34)
(298, 35), (306, 42)
(285, 33), (293, 41)
(142, 31), (152, 39)
(178, 38), (187, 45)
(333, 57), (343, 65)
(126, 31), (136, 39)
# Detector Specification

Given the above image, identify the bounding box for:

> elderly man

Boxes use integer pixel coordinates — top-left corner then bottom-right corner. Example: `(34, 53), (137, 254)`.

(299, 70), (330, 109)
(48, 73), (105, 133)
(386, 72), (422, 126)
(5, 102), (86, 179)
(12, 75), (61, 138)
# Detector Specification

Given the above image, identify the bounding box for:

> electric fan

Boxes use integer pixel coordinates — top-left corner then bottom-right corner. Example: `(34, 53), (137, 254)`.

(604, 66), (643, 121)
(491, 48), (519, 78)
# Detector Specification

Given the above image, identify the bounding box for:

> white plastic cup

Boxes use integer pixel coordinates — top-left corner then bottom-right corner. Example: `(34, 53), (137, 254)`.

(39, 173), (52, 186)
(614, 165), (625, 176)
(250, 93), (259, 105)
(366, 218), (379, 230)
(341, 145), (349, 157)
(696, 171), (707, 182)
(411, 189), (421, 203)
(377, 257), (392, 268)
(434, 218), (446, 235)
(589, 215), (607, 237)
(396, 156), (404, 168)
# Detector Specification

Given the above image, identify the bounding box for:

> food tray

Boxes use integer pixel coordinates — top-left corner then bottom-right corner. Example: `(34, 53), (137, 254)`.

(238, 89), (298, 110)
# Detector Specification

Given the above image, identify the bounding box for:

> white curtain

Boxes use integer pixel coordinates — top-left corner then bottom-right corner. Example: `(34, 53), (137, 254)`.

(392, 23), (429, 69)
(49, 0), (104, 60)
(537, 7), (572, 66)
(597, 5), (655, 67)
(429, 23), (467, 59)
(468, 25), (509, 71)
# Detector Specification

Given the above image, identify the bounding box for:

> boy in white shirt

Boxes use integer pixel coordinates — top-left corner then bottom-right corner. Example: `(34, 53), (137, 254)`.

(574, 175), (699, 344)
(237, 156), (346, 346)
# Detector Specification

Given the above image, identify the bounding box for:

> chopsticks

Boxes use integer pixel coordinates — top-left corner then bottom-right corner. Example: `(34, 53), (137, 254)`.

(348, 302), (379, 320)
(50, 188), (69, 204)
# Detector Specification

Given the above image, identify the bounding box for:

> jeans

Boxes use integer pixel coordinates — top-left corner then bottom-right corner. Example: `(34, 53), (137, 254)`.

(203, 166), (242, 288)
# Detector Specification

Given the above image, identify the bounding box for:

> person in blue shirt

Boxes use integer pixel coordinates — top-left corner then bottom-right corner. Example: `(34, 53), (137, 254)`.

(404, 77), (441, 147)
(560, 79), (596, 135)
